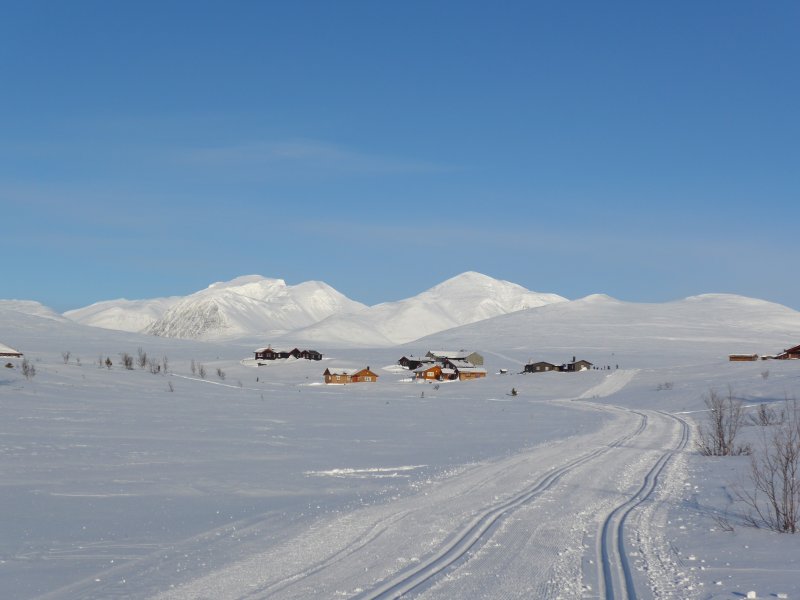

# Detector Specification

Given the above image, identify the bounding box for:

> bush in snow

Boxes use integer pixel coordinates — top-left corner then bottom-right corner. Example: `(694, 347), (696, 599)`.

(697, 387), (749, 456)
(120, 352), (134, 370)
(61, 351), (70, 364)
(137, 347), (147, 369)
(216, 368), (226, 380)
(21, 358), (36, 380)
(738, 397), (800, 533)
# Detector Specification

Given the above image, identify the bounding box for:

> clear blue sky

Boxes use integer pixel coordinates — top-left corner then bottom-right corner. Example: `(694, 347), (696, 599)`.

(2, 1), (798, 311)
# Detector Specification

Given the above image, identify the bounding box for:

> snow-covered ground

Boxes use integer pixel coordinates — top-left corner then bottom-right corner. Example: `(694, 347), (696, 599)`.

(2, 301), (800, 599)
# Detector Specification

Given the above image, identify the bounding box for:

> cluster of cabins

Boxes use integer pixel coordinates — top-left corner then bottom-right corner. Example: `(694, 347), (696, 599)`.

(521, 357), (593, 373)
(729, 343), (800, 362)
(254, 346), (322, 363)
(398, 350), (487, 382)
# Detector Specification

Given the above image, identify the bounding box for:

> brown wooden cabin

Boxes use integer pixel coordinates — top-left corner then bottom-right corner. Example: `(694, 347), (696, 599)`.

(777, 344), (800, 360)
(415, 365), (443, 381)
(323, 367), (378, 384)
(523, 361), (557, 373)
(255, 347), (278, 360)
(300, 349), (323, 361)
(729, 354), (759, 362)
(559, 359), (593, 372)
(456, 367), (487, 380)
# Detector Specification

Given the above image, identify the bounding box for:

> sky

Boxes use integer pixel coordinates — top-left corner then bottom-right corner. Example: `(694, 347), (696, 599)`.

(1, 1), (798, 312)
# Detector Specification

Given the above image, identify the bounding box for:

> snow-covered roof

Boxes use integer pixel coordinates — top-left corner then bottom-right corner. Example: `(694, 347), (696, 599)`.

(428, 350), (474, 359)
(456, 367), (487, 374)
(447, 359), (476, 369)
(324, 368), (359, 376)
(0, 342), (22, 356)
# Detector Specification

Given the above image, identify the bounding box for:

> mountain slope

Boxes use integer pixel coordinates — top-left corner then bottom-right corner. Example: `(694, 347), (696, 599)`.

(414, 293), (800, 367)
(144, 276), (367, 340)
(282, 272), (568, 346)
(64, 297), (181, 332)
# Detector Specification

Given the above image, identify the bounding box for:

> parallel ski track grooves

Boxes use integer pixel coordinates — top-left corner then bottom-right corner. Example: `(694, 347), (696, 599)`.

(598, 412), (690, 600)
(354, 409), (648, 600)
(240, 510), (413, 599)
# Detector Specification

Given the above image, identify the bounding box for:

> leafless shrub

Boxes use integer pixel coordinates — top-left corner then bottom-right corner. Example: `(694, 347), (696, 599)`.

(697, 387), (750, 456)
(198, 364), (206, 379)
(656, 382), (674, 391)
(190, 359), (197, 375)
(161, 356), (169, 374)
(167, 381), (174, 392)
(120, 352), (134, 370)
(137, 347), (147, 369)
(761, 369), (770, 380)
(21, 358), (36, 380)
(749, 403), (784, 427)
(105, 357), (113, 369)
(147, 358), (161, 374)
(61, 351), (70, 364)
(737, 398), (800, 533)
(98, 355), (104, 368)
(75, 356), (81, 366)
(216, 368), (226, 380)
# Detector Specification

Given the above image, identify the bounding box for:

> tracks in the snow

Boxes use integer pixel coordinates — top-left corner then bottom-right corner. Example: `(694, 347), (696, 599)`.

(354, 407), (648, 600)
(596, 411), (690, 600)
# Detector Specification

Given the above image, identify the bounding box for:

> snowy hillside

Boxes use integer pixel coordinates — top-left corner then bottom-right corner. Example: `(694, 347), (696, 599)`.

(0, 299), (68, 322)
(144, 275), (367, 340)
(283, 271), (568, 346)
(416, 292), (800, 367)
(4, 291), (800, 599)
(64, 297), (181, 332)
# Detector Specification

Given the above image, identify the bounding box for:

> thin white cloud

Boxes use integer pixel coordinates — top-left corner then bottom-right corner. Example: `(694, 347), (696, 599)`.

(176, 138), (452, 175)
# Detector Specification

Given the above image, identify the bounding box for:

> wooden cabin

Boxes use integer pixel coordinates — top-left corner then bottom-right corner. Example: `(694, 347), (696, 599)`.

(415, 364), (443, 381)
(456, 366), (487, 381)
(559, 359), (593, 372)
(523, 361), (557, 373)
(398, 355), (435, 370)
(300, 349), (323, 361)
(254, 347), (278, 361)
(323, 367), (378, 384)
(777, 344), (800, 360)
(729, 354), (759, 362)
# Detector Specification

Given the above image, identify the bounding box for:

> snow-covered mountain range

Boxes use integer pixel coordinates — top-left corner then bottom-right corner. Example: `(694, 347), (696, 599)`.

(279, 271), (567, 346)
(61, 272), (567, 344)
(17, 273), (800, 353)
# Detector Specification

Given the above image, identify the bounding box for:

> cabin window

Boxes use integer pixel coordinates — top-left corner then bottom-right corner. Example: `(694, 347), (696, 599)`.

(364, 376), (372, 381)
